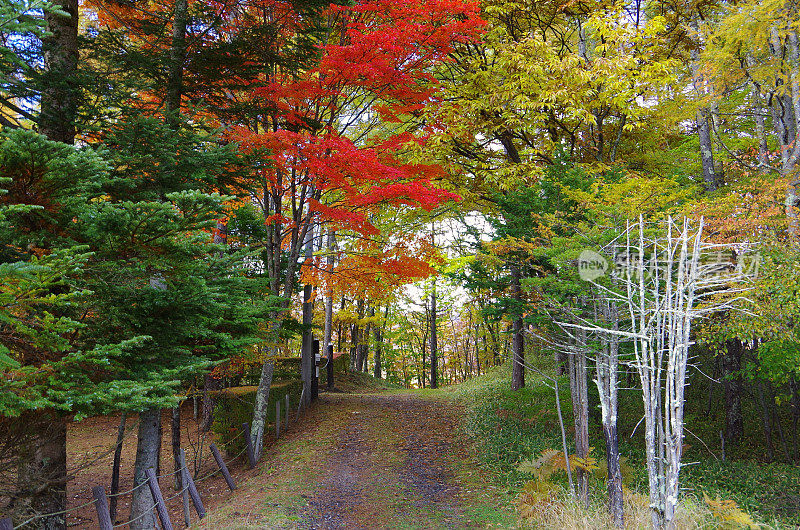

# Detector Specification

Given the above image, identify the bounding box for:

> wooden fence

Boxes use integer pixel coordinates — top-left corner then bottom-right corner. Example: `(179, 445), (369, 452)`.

(1, 392), (311, 529)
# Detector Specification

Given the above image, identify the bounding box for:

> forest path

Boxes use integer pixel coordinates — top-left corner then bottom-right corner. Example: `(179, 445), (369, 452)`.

(197, 389), (516, 529)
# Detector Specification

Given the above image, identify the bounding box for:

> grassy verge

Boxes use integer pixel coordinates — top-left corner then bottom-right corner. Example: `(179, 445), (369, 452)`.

(443, 359), (800, 528)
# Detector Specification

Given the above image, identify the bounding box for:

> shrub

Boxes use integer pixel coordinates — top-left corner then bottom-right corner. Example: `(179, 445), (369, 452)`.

(210, 381), (302, 456)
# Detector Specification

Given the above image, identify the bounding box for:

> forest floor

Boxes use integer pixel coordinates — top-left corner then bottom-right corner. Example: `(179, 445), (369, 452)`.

(197, 387), (518, 529)
(64, 405), (258, 528)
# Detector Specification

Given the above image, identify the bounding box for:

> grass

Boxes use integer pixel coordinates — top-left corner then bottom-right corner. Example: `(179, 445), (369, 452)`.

(441, 358), (800, 528)
(329, 369), (399, 393)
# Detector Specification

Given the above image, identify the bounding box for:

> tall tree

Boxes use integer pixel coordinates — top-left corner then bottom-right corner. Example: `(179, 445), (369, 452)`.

(430, 279), (438, 389)
(225, 0), (481, 444)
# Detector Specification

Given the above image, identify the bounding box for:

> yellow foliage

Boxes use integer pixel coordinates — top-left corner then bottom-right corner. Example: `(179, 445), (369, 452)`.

(703, 493), (759, 529)
(515, 479), (560, 519)
(517, 447), (599, 480)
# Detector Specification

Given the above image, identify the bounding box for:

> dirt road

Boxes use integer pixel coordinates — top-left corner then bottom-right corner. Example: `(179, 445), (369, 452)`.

(198, 391), (516, 529)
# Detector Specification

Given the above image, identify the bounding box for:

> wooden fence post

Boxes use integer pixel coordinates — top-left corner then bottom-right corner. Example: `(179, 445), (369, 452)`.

(243, 423), (256, 469)
(179, 448), (205, 519)
(175, 451), (190, 527)
(180, 483), (190, 528)
(285, 394), (290, 430)
(144, 468), (174, 530)
(0, 518), (13, 530)
(209, 443), (236, 491)
(92, 486), (113, 530)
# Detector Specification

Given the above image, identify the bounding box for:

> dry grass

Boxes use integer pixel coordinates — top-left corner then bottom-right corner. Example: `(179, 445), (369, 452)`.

(517, 488), (716, 529)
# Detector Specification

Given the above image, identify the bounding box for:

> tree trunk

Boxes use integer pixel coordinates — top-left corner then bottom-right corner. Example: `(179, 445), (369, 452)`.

(165, 0), (188, 126)
(757, 380), (775, 463)
(349, 323), (358, 372)
(361, 306), (374, 374)
(39, 0), (78, 143)
(250, 356), (275, 459)
(323, 230), (336, 389)
(723, 339), (744, 447)
(568, 336), (590, 505)
(690, 18), (717, 192)
(201, 373), (219, 432)
(374, 307), (387, 379)
(555, 349), (567, 376)
(171, 406), (181, 490)
(751, 82), (771, 170)
(596, 301), (623, 526)
(109, 412), (127, 522)
(16, 412), (67, 530)
(155, 410), (163, 477)
(772, 393), (792, 462)
(301, 223), (315, 406)
(475, 324), (481, 375)
(338, 296), (346, 356)
(769, 27), (800, 239)
(421, 328), (427, 388)
(510, 265), (525, 390)
(351, 299), (364, 372)
(129, 409), (160, 530)
(430, 281), (438, 389)
(696, 108), (717, 191)
(301, 282), (314, 404)
(20, 1), (79, 523)
(705, 351), (718, 418)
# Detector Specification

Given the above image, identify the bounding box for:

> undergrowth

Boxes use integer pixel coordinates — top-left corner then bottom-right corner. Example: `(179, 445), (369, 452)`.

(448, 359), (800, 528)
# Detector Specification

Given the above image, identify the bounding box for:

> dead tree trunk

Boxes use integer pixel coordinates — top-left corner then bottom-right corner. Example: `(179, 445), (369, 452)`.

(596, 301), (623, 527)
(562, 217), (752, 529)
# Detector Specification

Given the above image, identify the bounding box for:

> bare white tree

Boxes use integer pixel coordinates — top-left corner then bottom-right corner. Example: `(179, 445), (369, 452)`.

(561, 215), (753, 529)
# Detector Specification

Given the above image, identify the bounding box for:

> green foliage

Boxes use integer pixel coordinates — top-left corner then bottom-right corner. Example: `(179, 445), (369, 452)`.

(0, 122), (277, 416)
(0, 0), (63, 110)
